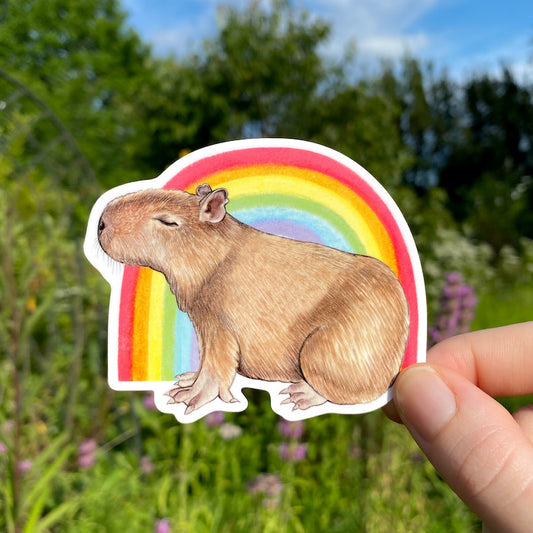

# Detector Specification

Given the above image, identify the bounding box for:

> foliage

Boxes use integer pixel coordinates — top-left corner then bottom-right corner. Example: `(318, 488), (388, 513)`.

(0, 388), (482, 533)
(134, 0), (411, 189)
(394, 61), (533, 252)
(130, 0), (330, 170)
(0, 0), (154, 186)
(421, 227), (494, 316)
(0, 68), (108, 532)
(441, 70), (533, 249)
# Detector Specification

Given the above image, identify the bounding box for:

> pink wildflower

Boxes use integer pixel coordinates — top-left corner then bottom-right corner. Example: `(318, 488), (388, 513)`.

(141, 455), (155, 474)
(154, 518), (171, 533)
(143, 393), (157, 410)
(78, 438), (97, 469)
(204, 411), (224, 427)
(278, 418), (304, 440)
(17, 459), (32, 473)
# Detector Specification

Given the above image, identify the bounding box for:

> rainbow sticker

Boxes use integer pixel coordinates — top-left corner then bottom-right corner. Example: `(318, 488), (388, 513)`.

(85, 139), (426, 423)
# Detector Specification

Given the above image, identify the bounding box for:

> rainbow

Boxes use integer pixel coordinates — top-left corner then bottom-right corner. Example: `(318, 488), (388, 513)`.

(110, 141), (424, 384)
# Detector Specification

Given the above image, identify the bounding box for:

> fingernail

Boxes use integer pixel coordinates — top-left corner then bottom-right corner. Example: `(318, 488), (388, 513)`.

(395, 366), (457, 443)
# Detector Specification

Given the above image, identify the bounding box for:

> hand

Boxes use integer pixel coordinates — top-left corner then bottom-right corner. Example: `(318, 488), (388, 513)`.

(384, 322), (533, 533)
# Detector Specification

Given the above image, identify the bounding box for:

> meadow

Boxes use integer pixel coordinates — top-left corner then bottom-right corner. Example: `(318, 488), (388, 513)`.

(1, 241), (531, 533)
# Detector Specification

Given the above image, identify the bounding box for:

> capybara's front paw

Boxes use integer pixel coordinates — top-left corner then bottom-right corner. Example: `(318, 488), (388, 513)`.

(280, 381), (327, 410)
(172, 371), (197, 388)
(166, 373), (237, 414)
(166, 383), (216, 414)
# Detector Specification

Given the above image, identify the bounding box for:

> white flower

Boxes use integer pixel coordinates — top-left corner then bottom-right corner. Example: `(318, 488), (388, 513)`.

(218, 423), (242, 440)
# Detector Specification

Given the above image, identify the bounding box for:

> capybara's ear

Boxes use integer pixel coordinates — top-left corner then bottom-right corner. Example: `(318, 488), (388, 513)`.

(196, 184), (212, 198)
(199, 189), (228, 223)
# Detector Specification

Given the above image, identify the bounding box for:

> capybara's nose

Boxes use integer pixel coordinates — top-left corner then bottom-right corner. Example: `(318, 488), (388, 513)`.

(98, 216), (106, 236)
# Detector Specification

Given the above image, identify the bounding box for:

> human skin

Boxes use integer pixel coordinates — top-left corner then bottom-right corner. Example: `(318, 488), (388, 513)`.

(383, 322), (533, 533)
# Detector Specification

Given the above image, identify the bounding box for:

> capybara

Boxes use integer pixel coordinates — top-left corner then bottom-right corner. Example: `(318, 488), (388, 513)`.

(98, 184), (409, 414)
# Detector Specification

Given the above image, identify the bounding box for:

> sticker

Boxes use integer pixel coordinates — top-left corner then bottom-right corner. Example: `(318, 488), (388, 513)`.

(84, 139), (426, 423)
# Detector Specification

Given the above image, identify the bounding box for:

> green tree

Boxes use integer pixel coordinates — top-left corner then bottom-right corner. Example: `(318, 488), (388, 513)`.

(440, 69), (533, 250)
(0, 0), (154, 186)
(135, 0), (331, 169)
(386, 58), (460, 191)
(136, 0), (411, 188)
(389, 59), (533, 252)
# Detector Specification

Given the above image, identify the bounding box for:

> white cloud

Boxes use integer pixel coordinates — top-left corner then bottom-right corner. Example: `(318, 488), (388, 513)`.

(148, 26), (197, 56)
(301, 0), (438, 60)
(359, 33), (430, 57)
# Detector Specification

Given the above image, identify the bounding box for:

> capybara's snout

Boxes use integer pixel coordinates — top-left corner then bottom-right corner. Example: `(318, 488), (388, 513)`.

(97, 210), (113, 255)
(98, 215), (106, 236)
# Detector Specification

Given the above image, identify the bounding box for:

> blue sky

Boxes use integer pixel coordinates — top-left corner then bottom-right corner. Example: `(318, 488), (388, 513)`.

(121, 0), (533, 79)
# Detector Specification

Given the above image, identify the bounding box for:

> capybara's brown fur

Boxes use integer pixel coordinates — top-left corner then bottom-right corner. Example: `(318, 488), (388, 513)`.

(98, 185), (409, 413)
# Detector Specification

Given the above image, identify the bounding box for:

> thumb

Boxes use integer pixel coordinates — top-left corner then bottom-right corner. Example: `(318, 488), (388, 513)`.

(394, 364), (533, 533)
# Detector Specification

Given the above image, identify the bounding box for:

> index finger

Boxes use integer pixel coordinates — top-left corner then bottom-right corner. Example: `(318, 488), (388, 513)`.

(427, 321), (533, 397)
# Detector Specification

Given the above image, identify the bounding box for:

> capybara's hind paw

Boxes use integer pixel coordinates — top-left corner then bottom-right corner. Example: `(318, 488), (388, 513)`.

(280, 381), (327, 410)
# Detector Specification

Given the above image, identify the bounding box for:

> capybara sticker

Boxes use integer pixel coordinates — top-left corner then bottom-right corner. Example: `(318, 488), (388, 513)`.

(84, 139), (426, 423)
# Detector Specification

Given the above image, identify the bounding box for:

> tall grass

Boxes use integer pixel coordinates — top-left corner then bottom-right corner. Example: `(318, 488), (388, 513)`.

(18, 398), (479, 533)
(473, 281), (533, 330)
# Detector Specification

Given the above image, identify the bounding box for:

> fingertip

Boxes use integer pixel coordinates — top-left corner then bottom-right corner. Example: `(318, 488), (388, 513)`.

(393, 364), (457, 444)
(382, 399), (403, 424)
(383, 364), (435, 424)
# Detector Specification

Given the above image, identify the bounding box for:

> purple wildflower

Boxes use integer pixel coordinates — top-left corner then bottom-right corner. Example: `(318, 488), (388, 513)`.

(142, 393), (157, 410)
(79, 438), (97, 456)
(78, 438), (97, 469)
(445, 271), (462, 284)
(78, 454), (96, 469)
(154, 518), (171, 533)
(278, 418), (304, 440)
(204, 411), (225, 428)
(247, 473), (283, 507)
(429, 271), (477, 346)
(279, 442), (307, 462)
(0, 441), (7, 454)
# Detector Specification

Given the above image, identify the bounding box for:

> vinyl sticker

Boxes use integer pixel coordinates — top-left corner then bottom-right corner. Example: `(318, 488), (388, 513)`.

(84, 139), (426, 423)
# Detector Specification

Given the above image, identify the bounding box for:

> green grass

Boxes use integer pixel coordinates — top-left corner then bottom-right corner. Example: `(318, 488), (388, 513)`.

(29, 405), (480, 533)
(1, 384), (483, 532)
(472, 280), (533, 330)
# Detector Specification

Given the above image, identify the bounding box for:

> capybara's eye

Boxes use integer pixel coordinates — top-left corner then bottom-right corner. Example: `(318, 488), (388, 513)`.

(154, 217), (179, 227)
